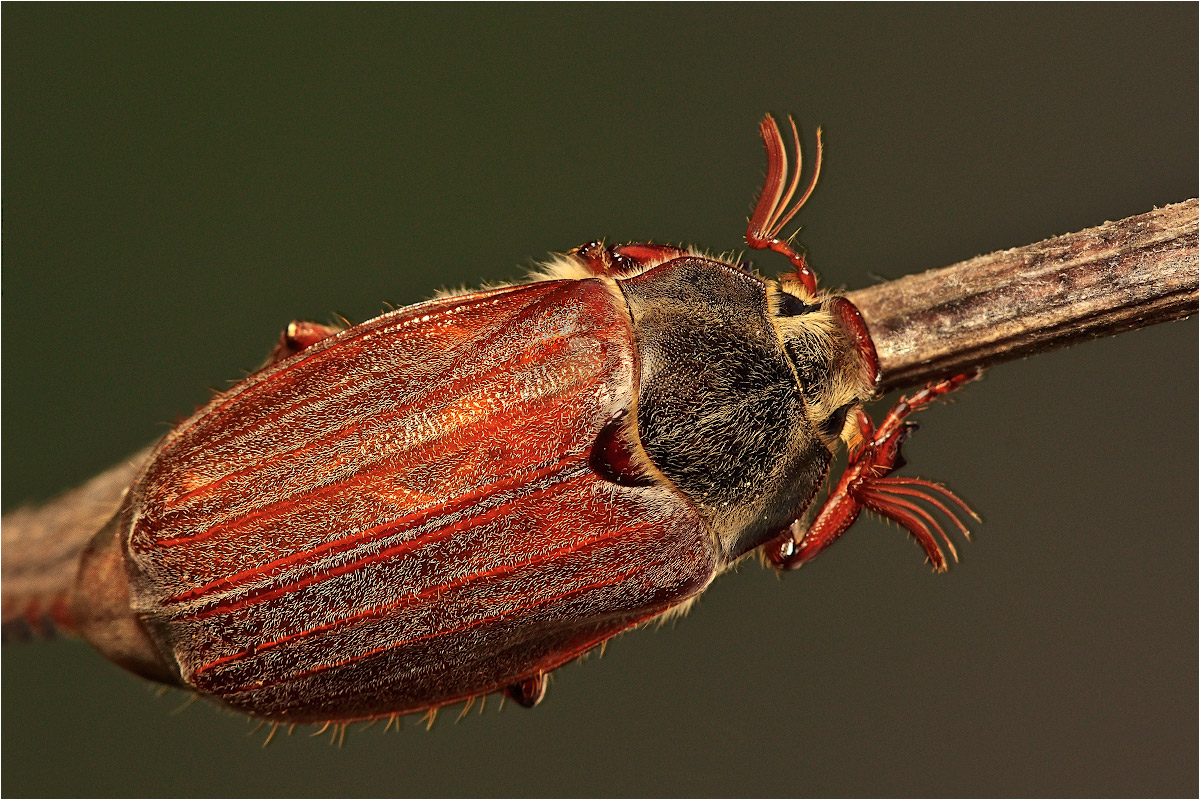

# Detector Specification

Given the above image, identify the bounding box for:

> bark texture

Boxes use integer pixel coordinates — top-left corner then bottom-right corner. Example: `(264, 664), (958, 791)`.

(1, 446), (152, 638)
(847, 199), (1198, 393)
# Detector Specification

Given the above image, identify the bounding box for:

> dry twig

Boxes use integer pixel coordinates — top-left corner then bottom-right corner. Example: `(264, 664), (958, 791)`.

(847, 199), (1198, 393)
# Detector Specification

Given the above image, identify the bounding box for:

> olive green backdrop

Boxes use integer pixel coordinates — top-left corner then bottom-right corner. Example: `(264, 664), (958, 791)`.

(3, 4), (1196, 797)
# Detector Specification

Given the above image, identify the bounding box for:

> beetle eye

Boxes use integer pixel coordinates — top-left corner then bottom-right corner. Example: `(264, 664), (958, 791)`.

(821, 403), (853, 439)
(778, 293), (821, 317)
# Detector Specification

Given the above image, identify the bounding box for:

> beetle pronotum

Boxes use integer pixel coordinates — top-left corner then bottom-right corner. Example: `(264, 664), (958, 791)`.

(3, 115), (977, 726)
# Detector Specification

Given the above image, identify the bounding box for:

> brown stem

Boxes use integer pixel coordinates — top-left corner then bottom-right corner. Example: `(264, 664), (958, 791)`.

(1, 446), (152, 637)
(846, 199), (1199, 394)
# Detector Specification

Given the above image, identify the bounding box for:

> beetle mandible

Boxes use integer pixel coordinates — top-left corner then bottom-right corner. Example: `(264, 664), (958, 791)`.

(50, 115), (979, 725)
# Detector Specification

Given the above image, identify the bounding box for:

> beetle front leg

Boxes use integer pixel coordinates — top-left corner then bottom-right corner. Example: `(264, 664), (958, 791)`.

(766, 372), (981, 572)
(263, 321), (343, 367)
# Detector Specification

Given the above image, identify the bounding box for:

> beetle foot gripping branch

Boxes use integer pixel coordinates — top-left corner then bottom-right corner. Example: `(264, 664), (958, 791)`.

(765, 372), (982, 573)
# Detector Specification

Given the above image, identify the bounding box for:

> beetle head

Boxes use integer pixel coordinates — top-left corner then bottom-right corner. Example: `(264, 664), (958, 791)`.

(768, 281), (880, 451)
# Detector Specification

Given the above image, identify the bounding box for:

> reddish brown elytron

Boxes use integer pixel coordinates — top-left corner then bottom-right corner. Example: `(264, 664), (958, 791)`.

(119, 280), (716, 722)
(6, 114), (979, 730)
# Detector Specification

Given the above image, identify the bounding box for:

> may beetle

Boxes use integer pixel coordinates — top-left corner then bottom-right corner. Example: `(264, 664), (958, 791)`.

(12, 116), (977, 726)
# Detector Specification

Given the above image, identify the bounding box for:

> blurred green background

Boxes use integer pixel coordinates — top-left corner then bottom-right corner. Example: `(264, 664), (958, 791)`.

(3, 4), (1196, 796)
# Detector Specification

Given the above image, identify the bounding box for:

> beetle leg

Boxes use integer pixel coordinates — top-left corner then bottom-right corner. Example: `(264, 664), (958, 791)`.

(766, 372), (981, 572)
(505, 672), (547, 708)
(573, 241), (690, 278)
(609, 243), (690, 269)
(263, 321), (343, 367)
(746, 114), (823, 295)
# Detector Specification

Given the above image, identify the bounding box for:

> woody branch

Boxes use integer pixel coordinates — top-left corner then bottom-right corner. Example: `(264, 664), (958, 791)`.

(846, 198), (1199, 393)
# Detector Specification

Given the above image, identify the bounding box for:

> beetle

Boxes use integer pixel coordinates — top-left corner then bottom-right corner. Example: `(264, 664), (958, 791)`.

(23, 115), (977, 727)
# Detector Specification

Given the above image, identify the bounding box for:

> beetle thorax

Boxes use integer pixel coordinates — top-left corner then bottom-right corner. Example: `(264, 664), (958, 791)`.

(612, 256), (866, 564)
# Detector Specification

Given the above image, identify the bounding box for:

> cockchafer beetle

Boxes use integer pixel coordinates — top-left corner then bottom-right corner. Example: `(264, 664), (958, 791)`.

(10, 115), (977, 726)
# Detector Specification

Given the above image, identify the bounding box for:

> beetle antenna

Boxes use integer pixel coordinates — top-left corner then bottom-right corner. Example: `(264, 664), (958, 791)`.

(860, 487), (959, 561)
(763, 117), (804, 237)
(768, 118), (823, 238)
(747, 114), (824, 294)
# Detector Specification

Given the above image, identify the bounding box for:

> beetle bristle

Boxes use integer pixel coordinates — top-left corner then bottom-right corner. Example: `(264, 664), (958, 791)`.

(431, 277), (518, 300)
(169, 692), (199, 715)
(650, 594), (704, 626)
(455, 696), (476, 722)
(525, 252), (595, 283)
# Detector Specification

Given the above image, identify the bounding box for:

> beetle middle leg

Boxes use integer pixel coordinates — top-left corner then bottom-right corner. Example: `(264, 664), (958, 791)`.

(573, 241), (691, 278)
(765, 372), (981, 572)
(262, 321), (343, 367)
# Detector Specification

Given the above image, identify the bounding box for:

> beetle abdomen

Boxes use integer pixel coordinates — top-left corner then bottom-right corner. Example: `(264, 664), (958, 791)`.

(111, 278), (717, 722)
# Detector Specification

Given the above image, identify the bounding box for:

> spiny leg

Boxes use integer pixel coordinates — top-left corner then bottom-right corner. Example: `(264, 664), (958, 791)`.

(766, 372), (981, 572)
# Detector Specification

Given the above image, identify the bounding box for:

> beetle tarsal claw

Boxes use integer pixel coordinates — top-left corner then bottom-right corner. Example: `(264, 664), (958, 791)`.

(856, 475), (978, 570)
